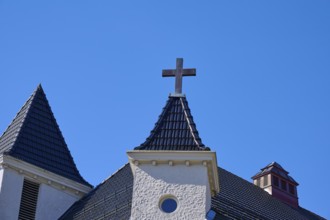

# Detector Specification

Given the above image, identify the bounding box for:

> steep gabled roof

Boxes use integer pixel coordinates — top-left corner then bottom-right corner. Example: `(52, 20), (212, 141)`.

(0, 85), (91, 187)
(59, 164), (325, 220)
(135, 95), (208, 151)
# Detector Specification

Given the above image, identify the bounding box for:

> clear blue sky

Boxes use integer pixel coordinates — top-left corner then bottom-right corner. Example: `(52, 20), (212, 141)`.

(1, 1), (329, 218)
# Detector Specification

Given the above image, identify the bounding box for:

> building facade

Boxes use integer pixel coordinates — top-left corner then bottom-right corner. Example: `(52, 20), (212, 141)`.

(0, 59), (326, 219)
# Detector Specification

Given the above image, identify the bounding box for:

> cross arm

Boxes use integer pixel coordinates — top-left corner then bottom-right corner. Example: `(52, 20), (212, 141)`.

(182, 68), (196, 76)
(162, 69), (196, 77)
(162, 70), (175, 77)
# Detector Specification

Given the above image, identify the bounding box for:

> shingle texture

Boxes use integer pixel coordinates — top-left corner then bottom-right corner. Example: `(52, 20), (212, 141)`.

(60, 164), (325, 220)
(212, 168), (324, 220)
(135, 95), (208, 151)
(60, 93), (324, 219)
(59, 164), (133, 220)
(0, 85), (91, 187)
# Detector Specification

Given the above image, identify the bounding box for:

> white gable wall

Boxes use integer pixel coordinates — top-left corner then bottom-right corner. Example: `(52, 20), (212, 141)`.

(36, 183), (78, 220)
(0, 167), (79, 220)
(130, 163), (210, 220)
(0, 156), (92, 220)
(0, 168), (24, 220)
(128, 151), (219, 220)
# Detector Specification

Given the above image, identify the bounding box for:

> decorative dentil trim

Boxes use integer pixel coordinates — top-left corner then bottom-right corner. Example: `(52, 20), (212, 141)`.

(127, 150), (220, 196)
(0, 155), (92, 198)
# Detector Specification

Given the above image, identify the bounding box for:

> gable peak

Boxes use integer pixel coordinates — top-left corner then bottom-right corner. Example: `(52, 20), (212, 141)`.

(0, 85), (91, 187)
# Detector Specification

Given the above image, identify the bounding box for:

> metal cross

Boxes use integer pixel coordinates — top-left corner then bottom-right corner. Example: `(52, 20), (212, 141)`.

(162, 58), (196, 94)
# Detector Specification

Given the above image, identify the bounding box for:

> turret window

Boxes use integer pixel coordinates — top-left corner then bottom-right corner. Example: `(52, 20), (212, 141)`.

(281, 180), (287, 191)
(289, 184), (295, 195)
(263, 175), (268, 186)
(256, 178), (261, 187)
(252, 162), (299, 208)
(273, 176), (279, 187)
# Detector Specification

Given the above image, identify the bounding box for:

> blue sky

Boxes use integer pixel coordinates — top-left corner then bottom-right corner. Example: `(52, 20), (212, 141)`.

(0, 1), (329, 218)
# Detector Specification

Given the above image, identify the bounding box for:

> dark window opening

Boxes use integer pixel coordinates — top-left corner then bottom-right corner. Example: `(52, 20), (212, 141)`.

(281, 180), (287, 191)
(289, 184), (295, 195)
(18, 179), (40, 220)
(273, 176), (279, 187)
(264, 175), (268, 186)
(256, 178), (261, 187)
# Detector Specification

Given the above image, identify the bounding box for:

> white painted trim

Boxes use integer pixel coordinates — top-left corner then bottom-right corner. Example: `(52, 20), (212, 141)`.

(179, 98), (200, 147)
(127, 150), (220, 195)
(0, 155), (92, 197)
(169, 93), (185, 97)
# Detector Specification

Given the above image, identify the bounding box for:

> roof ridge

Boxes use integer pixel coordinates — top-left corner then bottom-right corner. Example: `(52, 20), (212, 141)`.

(12, 87), (37, 149)
(0, 88), (37, 153)
(179, 97), (204, 150)
(100, 163), (130, 185)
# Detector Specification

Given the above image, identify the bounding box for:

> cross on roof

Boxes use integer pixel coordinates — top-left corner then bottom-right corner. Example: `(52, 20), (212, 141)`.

(162, 58), (196, 94)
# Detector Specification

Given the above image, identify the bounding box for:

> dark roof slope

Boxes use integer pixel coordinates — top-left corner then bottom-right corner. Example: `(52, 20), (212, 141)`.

(135, 95), (208, 151)
(212, 168), (324, 220)
(60, 164), (325, 220)
(0, 85), (91, 187)
(59, 164), (133, 220)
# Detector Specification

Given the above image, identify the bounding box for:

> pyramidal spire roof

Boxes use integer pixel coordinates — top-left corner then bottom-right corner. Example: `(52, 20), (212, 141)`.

(135, 58), (208, 151)
(135, 95), (209, 151)
(0, 85), (91, 187)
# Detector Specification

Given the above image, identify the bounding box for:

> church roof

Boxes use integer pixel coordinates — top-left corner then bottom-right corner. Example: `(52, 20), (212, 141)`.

(0, 85), (91, 187)
(59, 164), (325, 220)
(59, 88), (324, 219)
(135, 95), (208, 151)
(59, 164), (133, 220)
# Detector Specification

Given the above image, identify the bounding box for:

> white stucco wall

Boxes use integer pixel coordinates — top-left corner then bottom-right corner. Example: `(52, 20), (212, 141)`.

(0, 169), (2, 187)
(35, 183), (79, 220)
(0, 156), (92, 220)
(130, 163), (211, 220)
(0, 168), (24, 220)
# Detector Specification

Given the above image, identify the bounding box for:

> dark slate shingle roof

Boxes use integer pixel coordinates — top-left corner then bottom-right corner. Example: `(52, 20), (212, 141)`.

(59, 164), (325, 220)
(0, 85), (91, 187)
(135, 95), (208, 151)
(212, 168), (324, 220)
(59, 164), (133, 220)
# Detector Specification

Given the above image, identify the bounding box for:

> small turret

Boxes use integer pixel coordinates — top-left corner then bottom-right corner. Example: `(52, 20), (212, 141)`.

(252, 162), (299, 208)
